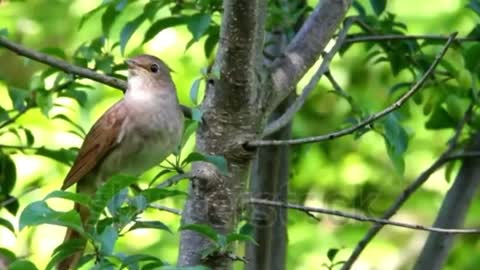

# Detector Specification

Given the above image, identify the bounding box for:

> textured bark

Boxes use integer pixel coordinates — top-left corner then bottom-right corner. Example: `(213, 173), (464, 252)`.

(177, 1), (351, 268)
(245, 96), (292, 270)
(178, 0), (268, 268)
(413, 133), (480, 270)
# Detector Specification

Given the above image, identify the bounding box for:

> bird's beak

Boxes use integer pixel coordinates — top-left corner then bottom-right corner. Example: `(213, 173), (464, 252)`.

(125, 59), (140, 69)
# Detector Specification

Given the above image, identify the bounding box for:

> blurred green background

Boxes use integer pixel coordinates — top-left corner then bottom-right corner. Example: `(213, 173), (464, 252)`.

(0, 0), (479, 269)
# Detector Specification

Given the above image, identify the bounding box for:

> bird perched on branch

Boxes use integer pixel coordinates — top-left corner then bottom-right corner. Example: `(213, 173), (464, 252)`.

(57, 54), (184, 270)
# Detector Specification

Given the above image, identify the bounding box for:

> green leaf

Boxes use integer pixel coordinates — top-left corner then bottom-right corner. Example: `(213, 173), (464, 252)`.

(44, 190), (90, 206)
(35, 89), (53, 117)
(102, 4), (120, 36)
(370, 0), (386, 16)
(191, 108), (203, 123)
(120, 254), (163, 269)
(189, 78), (201, 105)
(180, 120), (199, 149)
(0, 28), (8, 37)
(21, 128), (35, 146)
(120, 14), (147, 55)
(95, 55), (114, 74)
(45, 239), (85, 270)
(0, 247), (16, 264)
(107, 188), (128, 216)
(464, 43), (480, 75)
(352, 1), (367, 17)
(8, 87), (29, 111)
(35, 147), (76, 165)
(88, 175), (137, 226)
(187, 13), (211, 41)
(4, 195), (19, 215)
(60, 88), (88, 106)
(382, 114), (408, 174)
(182, 152), (228, 174)
(204, 26), (219, 58)
(135, 188), (186, 204)
(469, 0), (480, 16)
(0, 106), (9, 122)
(179, 223), (219, 243)
(143, 16), (189, 44)
(226, 233), (256, 245)
(8, 260), (38, 270)
(129, 221), (172, 234)
(53, 114), (87, 137)
(0, 153), (16, 195)
(78, 4), (108, 29)
(327, 248), (339, 262)
(0, 217), (15, 233)
(425, 107), (457, 130)
(19, 201), (84, 233)
(96, 225), (118, 256)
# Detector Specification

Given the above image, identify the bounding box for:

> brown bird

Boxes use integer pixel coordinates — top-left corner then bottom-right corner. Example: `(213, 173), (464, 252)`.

(57, 55), (184, 270)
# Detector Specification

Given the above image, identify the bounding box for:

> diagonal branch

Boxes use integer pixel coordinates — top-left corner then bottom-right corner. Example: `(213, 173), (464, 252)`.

(0, 37), (192, 118)
(263, 17), (354, 137)
(249, 32), (457, 147)
(268, 0), (352, 112)
(344, 34), (479, 44)
(340, 105), (473, 270)
(248, 197), (480, 234)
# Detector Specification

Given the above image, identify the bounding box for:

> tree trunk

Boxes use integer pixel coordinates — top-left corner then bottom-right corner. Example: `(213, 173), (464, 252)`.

(413, 133), (480, 270)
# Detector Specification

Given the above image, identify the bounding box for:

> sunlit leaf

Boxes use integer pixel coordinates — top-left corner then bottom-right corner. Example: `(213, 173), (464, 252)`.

(19, 201), (84, 233)
(95, 225), (118, 256)
(179, 224), (219, 242)
(120, 254), (163, 269)
(189, 78), (201, 105)
(8, 260), (38, 270)
(44, 190), (90, 206)
(45, 239), (85, 270)
(128, 220), (172, 234)
(182, 152), (228, 174)
(88, 175), (137, 226)
(120, 14), (147, 55)
(143, 16), (189, 44)
(35, 147), (76, 166)
(187, 13), (211, 41)
(370, 0), (386, 16)
(0, 217), (15, 233)
(8, 87), (29, 111)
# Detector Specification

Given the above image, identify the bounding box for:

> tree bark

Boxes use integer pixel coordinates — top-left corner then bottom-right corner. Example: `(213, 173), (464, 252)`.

(178, 0), (268, 268)
(413, 133), (480, 270)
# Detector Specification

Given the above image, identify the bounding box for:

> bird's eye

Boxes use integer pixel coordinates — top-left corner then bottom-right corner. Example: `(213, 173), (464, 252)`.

(150, 64), (159, 73)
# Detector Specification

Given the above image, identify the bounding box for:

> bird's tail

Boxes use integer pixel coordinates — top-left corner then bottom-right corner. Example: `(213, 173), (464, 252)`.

(57, 202), (89, 270)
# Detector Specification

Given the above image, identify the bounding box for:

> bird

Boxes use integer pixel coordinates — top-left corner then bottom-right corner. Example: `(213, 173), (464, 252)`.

(57, 54), (184, 270)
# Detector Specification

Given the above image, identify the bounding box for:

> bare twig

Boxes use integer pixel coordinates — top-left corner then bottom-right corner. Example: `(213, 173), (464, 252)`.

(0, 37), (126, 90)
(263, 18), (354, 137)
(248, 198), (480, 234)
(249, 32), (458, 147)
(0, 37), (192, 117)
(340, 105), (473, 270)
(345, 34), (479, 44)
(149, 204), (182, 215)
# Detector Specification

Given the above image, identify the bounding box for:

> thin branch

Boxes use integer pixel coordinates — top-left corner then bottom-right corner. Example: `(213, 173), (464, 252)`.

(156, 172), (193, 188)
(345, 34), (479, 44)
(248, 198), (480, 234)
(0, 37), (192, 117)
(263, 18), (354, 137)
(0, 106), (29, 129)
(340, 105), (473, 270)
(0, 37), (126, 90)
(249, 32), (458, 147)
(269, 0), (352, 111)
(149, 204), (182, 215)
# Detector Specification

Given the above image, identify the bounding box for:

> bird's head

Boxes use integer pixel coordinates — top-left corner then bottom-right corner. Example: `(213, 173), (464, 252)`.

(125, 54), (176, 99)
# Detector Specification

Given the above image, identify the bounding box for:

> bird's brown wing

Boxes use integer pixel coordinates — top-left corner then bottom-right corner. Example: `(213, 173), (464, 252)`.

(61, 101), (127, 190)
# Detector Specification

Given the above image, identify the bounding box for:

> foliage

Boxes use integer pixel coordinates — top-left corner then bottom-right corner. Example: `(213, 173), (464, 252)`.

(0, 0), (480, 269)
